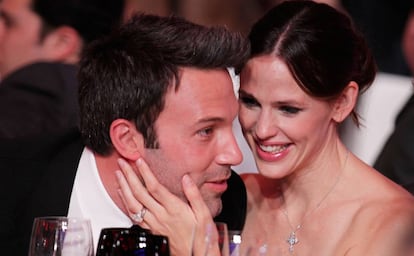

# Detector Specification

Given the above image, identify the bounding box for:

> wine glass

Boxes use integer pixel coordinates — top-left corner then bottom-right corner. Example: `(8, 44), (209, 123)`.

(215, 222), (230, 256)
(96, 225), (170, 256)
(28, 216), (93, 256)
(228, 230), (242, 256)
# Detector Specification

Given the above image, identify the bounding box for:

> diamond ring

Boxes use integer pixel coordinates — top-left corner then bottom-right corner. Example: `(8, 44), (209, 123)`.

(131, 207), (147, 223)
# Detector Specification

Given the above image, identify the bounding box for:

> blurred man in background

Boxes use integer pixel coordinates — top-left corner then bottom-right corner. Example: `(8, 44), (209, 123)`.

(0, 0), (124, 138)
(374, 4), (414, 190)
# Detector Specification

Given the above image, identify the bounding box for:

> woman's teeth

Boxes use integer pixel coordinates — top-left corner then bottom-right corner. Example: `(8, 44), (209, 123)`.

(259, 144), (287, 153)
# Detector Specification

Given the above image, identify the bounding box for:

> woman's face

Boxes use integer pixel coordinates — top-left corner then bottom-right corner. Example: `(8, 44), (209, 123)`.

(239, 55), (338, 178)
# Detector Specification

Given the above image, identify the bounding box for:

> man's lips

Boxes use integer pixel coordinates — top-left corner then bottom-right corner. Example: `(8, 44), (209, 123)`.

(205, 178), (229, 193)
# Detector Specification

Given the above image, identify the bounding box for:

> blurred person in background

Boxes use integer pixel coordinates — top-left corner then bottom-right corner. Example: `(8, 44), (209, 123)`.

(124, 0), (344, 37)
(123, 0), (172, 22)
(0, 0), (124, 138)
(342, 0), (412, 76)
(124, 0), (411, 75)
(374, 2), (414, 191)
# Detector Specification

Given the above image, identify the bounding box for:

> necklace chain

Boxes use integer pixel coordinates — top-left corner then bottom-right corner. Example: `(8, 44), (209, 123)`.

(282, 151), (349, 254)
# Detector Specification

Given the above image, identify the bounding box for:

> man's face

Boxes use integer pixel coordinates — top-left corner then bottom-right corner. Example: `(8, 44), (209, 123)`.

(142, 67), (243, 217)
(0, 0), (48, 77)
(403, 12), (414, 74)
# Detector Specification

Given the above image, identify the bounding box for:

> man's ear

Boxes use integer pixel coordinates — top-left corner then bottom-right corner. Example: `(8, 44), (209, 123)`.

(41, 26), (82, 63)
(332, 81), (359, 123)
(110, 119), (144, 161)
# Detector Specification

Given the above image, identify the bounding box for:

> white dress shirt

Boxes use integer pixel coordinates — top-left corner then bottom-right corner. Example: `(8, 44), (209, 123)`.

(67, 147), (132, 252)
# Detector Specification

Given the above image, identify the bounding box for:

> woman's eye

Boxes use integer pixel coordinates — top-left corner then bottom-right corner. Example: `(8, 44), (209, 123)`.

(280, 105), (301, 114)
(239, 95), (259, 108)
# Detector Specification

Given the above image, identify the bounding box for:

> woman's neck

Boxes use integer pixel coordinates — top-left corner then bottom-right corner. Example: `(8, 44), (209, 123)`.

(279, 141), (349, 222)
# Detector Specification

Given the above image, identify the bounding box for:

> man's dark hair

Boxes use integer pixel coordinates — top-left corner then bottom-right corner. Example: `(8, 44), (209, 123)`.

(78, 13), (250, 155)
(32, 0), (124, 44)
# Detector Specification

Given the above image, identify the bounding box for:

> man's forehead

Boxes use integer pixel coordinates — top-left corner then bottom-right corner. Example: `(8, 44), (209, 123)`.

(175, 67), (236, 90)
(173, 68), (235, 96)
(161, 67), (236, 108)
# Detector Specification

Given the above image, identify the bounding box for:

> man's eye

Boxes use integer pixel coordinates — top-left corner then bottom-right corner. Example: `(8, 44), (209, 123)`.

(239, 95), (259, 108)
(197, 127), (213, 137)
(0, 13), (13, 27)
(280, 106), (301, 114)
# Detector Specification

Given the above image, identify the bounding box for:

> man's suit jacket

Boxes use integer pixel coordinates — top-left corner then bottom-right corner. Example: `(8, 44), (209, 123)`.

(374, 94), (414, 187)
(0, 129), (246, 255)
(0, 62), (79, 138)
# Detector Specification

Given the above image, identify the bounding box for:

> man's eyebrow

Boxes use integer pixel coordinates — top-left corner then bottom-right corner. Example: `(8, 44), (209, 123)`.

(196, 117), (224, 124)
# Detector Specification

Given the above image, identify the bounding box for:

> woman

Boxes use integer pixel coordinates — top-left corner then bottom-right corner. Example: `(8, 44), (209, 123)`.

(238, 1), (414, 255)
(116, 1), (414, 255)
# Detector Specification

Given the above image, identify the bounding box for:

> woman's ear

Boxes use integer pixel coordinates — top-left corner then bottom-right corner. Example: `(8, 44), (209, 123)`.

(332, 81), (359, 123)
(109, 119), (144, 161)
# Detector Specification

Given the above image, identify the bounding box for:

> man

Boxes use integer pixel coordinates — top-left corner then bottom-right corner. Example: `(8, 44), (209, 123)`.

(0, 14), (249, 255)
(0, 0), (124, 138)
(374, 4), (414, 190)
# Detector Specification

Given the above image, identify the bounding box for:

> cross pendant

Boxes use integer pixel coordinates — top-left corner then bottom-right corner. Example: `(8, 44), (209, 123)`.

(286, 231), (299, 253)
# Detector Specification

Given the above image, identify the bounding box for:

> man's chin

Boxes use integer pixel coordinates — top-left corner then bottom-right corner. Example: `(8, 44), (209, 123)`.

(207, 200), (223, 217)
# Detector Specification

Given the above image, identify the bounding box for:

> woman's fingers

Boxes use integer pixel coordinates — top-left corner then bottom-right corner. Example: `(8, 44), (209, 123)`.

(135, 158), (185, 213)
(182, 174), (212, 221)
(135, 158), (197, 253)
(116, 158), (166, 229)
(116, 157), (197, 255)
(117, 157), (223, 256)
(115, 170), (142, 214)
(117, 158), (164, 214)
(182, 174), (220, 256)
(116, 185), (150, 229)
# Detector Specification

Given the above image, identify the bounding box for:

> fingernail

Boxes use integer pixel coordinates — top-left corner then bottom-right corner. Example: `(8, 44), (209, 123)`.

(117, 158), (127, 167)
(115, 170), (122, 180)
(136, 158), (142, 166)
(182, 174), (193, 186)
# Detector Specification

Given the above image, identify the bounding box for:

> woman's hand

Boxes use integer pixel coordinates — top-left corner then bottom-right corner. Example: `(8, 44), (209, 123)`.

(181, 173), (221, 256)
(115, 158), (220, 256)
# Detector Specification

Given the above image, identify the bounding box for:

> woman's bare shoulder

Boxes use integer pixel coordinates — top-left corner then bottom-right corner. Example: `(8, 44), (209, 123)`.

(346, 160), (414, 201)
(333, 162), (414, 254)
(344, 195), (414, 255)
(348, 164), (414, 228)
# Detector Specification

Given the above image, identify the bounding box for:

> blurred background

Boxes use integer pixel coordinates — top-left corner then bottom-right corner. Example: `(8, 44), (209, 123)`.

(124, 0), (412, 76)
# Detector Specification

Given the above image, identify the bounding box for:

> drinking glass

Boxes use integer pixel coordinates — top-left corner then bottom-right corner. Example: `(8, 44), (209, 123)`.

(28, 216), (93, 256)
(96, 225), (170, 256)
(215, 222), (229, 256)
(228, 230), (242, 256)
